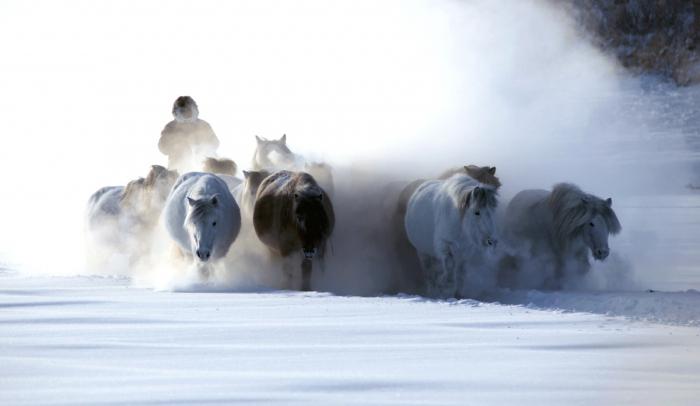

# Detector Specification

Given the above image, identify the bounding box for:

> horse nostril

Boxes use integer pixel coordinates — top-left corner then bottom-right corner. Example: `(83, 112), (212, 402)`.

(196, 250), (201, 259)
(205, 252), (210, 259)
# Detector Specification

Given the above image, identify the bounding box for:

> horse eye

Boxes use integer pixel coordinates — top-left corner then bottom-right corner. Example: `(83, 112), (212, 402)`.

(589, 222), (594, 227)
(212, 222), (217, 227)
(475, 211), (481, 216)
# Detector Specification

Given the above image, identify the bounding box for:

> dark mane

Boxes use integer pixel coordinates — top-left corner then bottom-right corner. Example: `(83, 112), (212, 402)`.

(449, 175), (498, 218)
(549, 183), (622, 244)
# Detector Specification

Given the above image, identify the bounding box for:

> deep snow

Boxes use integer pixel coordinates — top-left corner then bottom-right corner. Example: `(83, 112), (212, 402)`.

(1, 272), (699, 405)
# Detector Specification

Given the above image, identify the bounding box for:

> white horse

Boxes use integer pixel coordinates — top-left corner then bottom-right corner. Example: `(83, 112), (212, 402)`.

(251, 134), (334, 196)
(163, 172), (241, 268)
(86, 165), (179, 262)
(404, 173), (499, 298)
(499, 183), (621, 290)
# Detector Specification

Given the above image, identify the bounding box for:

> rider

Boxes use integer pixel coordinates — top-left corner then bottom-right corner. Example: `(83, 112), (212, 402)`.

(158, 96), (219, 173)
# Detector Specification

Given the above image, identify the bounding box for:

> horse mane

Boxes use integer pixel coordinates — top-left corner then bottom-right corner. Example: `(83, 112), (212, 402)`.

(144, 165), (175, 188)
(548, 183), (621, 244)
(185, 198), (217, 224)
(438, 165), (501, 189)
(444, 174), (498, 218)
(120, 178), (145, 205)
(203, 157), (237, 176)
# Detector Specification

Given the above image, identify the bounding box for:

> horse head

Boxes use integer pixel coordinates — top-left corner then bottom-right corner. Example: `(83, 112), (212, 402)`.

(550, 183), (621, 260)
(243, 170), (271, 200)
(580, 196), (620, 261)
(460, 184), (499, 250)
(185, 194), (224, 262)
(464, 165), (501, 189)
(292, 176), (332, 258)
(253, 134), (296, 170)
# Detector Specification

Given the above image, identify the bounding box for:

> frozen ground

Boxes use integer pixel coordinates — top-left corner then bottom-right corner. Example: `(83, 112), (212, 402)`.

(1, 272), (699, 405)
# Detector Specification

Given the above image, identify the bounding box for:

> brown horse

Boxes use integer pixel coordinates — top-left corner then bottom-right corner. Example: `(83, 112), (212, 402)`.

(438, 165), (501, 189)
(202, 157), (237, 176)
(253, 170), (335, 291)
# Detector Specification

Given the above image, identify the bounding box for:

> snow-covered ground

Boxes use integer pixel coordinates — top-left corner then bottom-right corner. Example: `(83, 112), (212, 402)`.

(1, 271), (699, 405)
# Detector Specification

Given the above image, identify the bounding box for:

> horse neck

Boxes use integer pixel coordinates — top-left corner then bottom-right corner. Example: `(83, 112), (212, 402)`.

(552, 226), (584, 254)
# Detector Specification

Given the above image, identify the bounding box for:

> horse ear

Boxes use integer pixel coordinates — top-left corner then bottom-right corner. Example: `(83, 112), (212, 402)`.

(605, 197), (612, 207)
(187, 197), (197, 207)
(255, 135), (263, 144)
(280, 134), (287, 144)
(488, 166), (496, 175)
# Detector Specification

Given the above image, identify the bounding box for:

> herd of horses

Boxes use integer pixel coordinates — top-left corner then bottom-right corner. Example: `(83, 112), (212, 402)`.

(86, 134), (621, 296)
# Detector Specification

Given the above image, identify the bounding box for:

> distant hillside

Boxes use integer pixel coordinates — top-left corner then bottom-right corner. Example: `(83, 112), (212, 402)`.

(562, 0), (700, 85)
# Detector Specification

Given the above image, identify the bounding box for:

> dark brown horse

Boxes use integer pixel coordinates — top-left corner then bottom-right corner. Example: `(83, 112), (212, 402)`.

(253, 171), (335, 290)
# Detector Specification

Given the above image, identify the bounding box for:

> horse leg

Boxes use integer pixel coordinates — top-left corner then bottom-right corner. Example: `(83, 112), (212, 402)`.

(418, 254), (437, 296)
(282, 260), (295, 290)
(301, 258), (313, 291)
(438, 241), (457, 298)
(454, 256), (465, 299)
(497, 254), (519, 289)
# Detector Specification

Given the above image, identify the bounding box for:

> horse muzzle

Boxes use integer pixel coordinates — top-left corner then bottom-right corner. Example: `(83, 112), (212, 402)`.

(196, 249), (211, 262)
(593, 248), (609, 261)
(303, 248), (317, 259)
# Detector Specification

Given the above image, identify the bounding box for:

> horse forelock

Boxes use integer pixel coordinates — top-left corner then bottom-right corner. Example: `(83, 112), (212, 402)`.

(185, 199), (217, 225)
(449, 175), (497, 218)
(600, 203), (622, 235)
(549, 183), (621, 243)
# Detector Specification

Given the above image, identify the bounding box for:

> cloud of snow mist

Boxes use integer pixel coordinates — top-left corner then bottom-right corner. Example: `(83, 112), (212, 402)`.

(0, 0), (696, 294)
